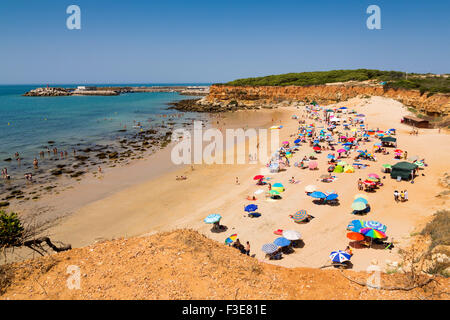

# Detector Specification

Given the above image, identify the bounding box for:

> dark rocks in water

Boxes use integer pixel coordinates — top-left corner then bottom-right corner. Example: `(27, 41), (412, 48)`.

(32, 196), (39, 200)
(0, 201), (9, 207)
(96, 153), (107, 159)
(3, 158), (12, 162)
(70, 171), (85, 178)
(62, 169), (74, 174)
(75, 155), (89, 161)
(11, 190), (23, 196)
(82, 148), (93, 152)
(48, 141), (55, 144)
(108, 152), (118, 159)
(118, 129), (127, 132)
(56, 164), (66, 168)
(51, 169), (63, 176)
(45, 186), (56, 191)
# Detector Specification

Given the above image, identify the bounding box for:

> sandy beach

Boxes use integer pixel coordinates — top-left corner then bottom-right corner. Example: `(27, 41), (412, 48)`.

(9, 96), (450, 272)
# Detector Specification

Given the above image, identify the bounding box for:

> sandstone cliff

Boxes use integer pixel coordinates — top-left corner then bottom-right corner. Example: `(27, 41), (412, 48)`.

(205, 84), (450, 116)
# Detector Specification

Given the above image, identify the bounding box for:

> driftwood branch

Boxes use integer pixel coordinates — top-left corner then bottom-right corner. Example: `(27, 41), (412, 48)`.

(23, 237), (71, 254)
(339, 269), (435, 291)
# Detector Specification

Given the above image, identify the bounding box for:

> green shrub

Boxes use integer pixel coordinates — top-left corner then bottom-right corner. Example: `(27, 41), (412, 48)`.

(421, 210), (450, 251)
(0, 210), (24, 248)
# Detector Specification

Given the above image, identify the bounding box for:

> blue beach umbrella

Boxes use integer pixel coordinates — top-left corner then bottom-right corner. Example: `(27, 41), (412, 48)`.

(354, 197), (368, 204)
(364, 221), (387, 232)
(262, 243), (278, 254)
(327, 154), (335, 159)
(294, 139), (301, 144)
(273, 237), (291, 247)
(244, 204), (258, 212)
(325, 193), (338, 201)
(347, 219), (364, 232)
(329, 250), (351, 263)
(204, 214), (221, 224)
(309, 191), (327, 199)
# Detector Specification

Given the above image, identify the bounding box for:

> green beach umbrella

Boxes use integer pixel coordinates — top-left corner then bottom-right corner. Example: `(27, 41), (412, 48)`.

(269, 190), (280, 196)
(382, 164), (392, 169)
(351, 201), (367, 211)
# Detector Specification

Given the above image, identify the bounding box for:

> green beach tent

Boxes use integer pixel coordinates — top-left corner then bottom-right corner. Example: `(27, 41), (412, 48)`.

(390, 161), (418, 180)
(333, 165), (344, 173)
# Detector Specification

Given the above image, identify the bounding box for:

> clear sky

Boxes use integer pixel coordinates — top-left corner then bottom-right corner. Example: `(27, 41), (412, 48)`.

(0, 0), (449, 84)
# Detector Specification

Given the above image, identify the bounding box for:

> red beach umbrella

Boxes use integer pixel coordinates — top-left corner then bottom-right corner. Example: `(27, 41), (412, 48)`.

(347, 232), (364, 241)
(253, 175), (264, 180)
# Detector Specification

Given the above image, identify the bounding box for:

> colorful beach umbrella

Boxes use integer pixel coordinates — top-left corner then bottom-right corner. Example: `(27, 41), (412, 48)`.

(274, 237), (291, 247)
(347, 219), (364, 232)
(364, 221), (387, 232)
(329, 250), (351, 263)
(337, 149), (346, 153)
(368, 173), (380, 179)
(261, 243), (278, 254)
(269, 190), (280, 196)
(204, 214), (221, 224)
(282, 230), (301, 241)
(225, 234), (237, 244)
(360, 228), (386, 239)
(253, 175), (264, 180)
(292, 210), (308, 222)
(308, 161), (318, 169)
(354, 197), (368, 204)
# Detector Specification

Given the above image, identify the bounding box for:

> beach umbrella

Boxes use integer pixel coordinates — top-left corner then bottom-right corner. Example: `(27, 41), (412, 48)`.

(225, 234), (237, 244)
(325, 193), (338, 201)
(204, 214), (221, 224)
(327, 154), (335, 159)
(292, 210), (308, 222)
(364, 180), (376, 186)
(364, 221), (387, 232)
(354, 194), (368, 200)
(282, 230), (301, 241)
(313, 146), (321, 151)
(382, 164), (392, 169)
(329, 250), (351, 263)
(337, 149), (346, 153)
(294, 139), (301, 144)
(274, 237), (291, 247)
(282, 141), (289, 145)
(268, 190), (280, 196)
(414, 161), (425, 167)
(261, 243), (278, 254)
(360, 228), (386, 239)
(337, 161), (347, 167)
(367, 177), (379, 182)
(253, 175), (264, 180)
(309, 191), (327, 199)
(347, 232), (364, 241)
(347, 219), (364, 232)
(394, 149), (403, 153)
(354, 197), (368, 204)
(304, 185), (317, 193)
(351, 201), (367, 211)
(244, 204), (258, 212)
(308, 161), (318, 169)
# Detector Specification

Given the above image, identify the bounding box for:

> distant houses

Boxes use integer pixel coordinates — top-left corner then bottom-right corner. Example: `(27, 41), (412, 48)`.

(76, 86), (97, 91)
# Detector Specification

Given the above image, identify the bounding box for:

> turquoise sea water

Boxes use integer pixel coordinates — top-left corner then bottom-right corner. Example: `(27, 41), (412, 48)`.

(0, 84), (205, 178)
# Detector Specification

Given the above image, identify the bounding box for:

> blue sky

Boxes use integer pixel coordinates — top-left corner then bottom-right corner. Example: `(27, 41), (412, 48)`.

(0, 0), (449, 84)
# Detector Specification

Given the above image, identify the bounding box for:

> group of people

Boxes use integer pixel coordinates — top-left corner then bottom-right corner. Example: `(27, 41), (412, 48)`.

(231, 238), (251, 256)
(394, 190), (408, 202)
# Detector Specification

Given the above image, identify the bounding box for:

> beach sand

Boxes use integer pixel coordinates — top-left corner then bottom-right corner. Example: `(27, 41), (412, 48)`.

(9, 96), (450, 271)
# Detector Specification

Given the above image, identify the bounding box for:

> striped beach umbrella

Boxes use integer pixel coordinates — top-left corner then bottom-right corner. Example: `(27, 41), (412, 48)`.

(204, 214), (221, 224)
(368, 173), (380, 179)
(364, 221), (387, 232)
(360, 228), (387, 239)
(329, 250), (351, 263)
(225, 234), (237, 244)
(261, 243), (278, 254)
(292, 210), (308, 222)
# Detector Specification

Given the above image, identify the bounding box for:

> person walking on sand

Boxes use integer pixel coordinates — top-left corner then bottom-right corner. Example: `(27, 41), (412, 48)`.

(33, 158), (38, 169)
(400, 190), (405, 202)
(245, 241), (250, 256)
(404, 190), (408, 202)
(394, 190), (399, 202)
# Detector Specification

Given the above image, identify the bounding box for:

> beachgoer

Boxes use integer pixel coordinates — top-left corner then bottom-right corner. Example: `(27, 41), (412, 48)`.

(394, 190), (399, 202)
(235, 177), (240, 185)
(404, 190), (408, 201)
(400, 190), (405, 202)
(345, 246), (353, 256)
(245, 242), (250, 256)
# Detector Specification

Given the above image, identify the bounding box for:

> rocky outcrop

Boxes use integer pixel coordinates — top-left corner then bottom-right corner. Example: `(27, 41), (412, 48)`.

(204, 84), (450, 116)
(23, 87), (71, 97)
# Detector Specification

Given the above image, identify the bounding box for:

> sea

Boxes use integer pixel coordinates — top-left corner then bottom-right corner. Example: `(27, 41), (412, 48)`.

(0, 84), (208, 193)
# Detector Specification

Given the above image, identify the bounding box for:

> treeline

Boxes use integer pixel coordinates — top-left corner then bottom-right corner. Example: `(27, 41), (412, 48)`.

(221, 69), (450, 94)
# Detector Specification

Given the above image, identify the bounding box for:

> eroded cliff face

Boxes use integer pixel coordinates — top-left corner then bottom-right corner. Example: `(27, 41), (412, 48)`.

(205, 84), (450, 115)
